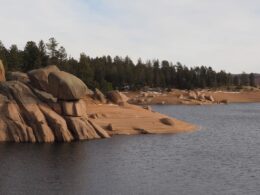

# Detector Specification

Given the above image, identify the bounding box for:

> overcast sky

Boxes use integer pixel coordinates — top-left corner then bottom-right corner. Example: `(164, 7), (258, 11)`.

(1, 0), (260, 73)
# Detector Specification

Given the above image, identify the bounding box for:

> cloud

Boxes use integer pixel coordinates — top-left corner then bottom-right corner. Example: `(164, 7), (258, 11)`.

(0, 0), (260, 73)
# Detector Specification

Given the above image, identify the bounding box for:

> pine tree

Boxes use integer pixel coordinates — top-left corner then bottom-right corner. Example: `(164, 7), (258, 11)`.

(8, 45), (22, 71)
(58, 46), (67, 64)
(249, 73), (256, 87)
(38, 40), (48, 67)
(23, 41), (41, 71)
(46, 37), (59, 64)
(240, 72), (249, 86)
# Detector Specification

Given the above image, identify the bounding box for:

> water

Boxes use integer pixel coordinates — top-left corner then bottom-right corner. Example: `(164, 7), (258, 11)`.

(0, 104), (260, 195)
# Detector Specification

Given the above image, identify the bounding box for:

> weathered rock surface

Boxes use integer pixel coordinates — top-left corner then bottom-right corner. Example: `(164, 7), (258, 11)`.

(60, 100), (86, 117)
(7, 71), (29, 83)
(205, 95), (215, 102)
(28, 65), (59, 92)
(5, 102), (36, 142)
(65, 116), (100, 140)
(0, 60), (5, 82)
(88, 120), (110, 138)
(39, 104), (73, 142)
(0, 64), (109, 143)
(107, 90), (129, 104)
(93, 88), (107, 103)
(0, 81), (56, 142)
(48, 71), (92, 100)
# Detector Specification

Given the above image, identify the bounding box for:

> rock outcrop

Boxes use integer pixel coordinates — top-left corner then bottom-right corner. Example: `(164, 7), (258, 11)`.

(0, 60), (6, 82)
(7, 71), (29, 83)
(0, 64), (110, 143)
(93, 88), (107, 103)
(107, 90), (129, 105)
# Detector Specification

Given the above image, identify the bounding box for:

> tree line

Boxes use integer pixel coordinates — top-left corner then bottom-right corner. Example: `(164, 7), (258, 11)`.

(0, 38), (257, 91)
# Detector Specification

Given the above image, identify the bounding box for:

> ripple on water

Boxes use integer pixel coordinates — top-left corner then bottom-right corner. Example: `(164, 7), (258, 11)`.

(0, 103), (260, 195)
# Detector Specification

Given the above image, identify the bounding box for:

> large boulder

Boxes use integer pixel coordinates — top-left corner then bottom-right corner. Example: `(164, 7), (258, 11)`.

(0, 60), (6, 82)
(48, 71), (91, 100)
(28, 65), (60, 92)
(107, 90), (129, 104)
(65, 116), (100, 140)
(93, 88), (107, 103)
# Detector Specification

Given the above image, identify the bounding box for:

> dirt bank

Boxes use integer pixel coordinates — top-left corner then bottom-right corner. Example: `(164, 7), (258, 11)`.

(84, 96), (196, 136)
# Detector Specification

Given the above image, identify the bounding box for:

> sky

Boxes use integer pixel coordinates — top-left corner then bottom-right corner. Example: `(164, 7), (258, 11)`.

(0, 0), (260, 73)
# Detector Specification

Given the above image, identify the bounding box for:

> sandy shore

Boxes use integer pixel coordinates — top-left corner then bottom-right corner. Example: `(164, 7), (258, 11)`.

(82, 89), (260, 137)
(84, 97), (196, 136)
(124, 89), (260, 105)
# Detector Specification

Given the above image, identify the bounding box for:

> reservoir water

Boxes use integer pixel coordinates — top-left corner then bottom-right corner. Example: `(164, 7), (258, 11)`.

(0, 103), (260, 195)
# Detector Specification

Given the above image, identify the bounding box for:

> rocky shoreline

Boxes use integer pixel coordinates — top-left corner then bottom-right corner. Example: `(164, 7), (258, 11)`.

(125, 88), (260, 106)
(0, 62), (111, 142)
(0, 60), (195, 143)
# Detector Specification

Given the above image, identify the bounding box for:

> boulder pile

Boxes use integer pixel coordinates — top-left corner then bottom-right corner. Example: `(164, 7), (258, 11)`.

(182, 90), (215, 104)
(0, 64), (110, 143)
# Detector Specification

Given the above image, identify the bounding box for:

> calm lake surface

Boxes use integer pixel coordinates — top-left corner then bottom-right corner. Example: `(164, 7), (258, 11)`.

(0, 103), (260, 195)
